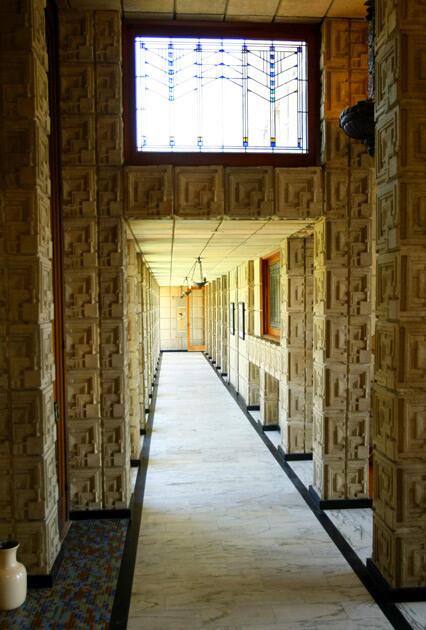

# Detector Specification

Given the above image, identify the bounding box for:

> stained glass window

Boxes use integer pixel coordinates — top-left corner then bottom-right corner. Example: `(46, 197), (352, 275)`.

(134, 36), (308, 154)
(269, 262), (281, 330)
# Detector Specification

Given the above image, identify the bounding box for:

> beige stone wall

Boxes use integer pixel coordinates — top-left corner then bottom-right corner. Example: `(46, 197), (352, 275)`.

(141, 263), (160, 413)
(127, 239), (144, 458)
(160, 287), (187, 351)
(371, 0), (426, 589)
(59, 10), (132, 511)
(312, 18), (374, 501)
(280, 236), (314, 453)
(0, 0), (61, 575)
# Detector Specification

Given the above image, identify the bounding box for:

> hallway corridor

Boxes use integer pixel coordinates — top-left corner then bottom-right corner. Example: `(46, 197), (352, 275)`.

(127, 353), (392, 629)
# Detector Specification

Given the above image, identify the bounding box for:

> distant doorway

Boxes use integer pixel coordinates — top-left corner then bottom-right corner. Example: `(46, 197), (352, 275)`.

(187, 287), (206, 352)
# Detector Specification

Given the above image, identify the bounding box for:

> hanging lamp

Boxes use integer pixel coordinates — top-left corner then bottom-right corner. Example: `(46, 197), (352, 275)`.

(192, 256), (207, 288)
(182, 276), (192, 297)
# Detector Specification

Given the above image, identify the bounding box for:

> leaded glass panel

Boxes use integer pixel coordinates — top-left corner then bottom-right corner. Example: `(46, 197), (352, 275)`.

(269, 262), (280, 329)
(134, 37), (308, 154)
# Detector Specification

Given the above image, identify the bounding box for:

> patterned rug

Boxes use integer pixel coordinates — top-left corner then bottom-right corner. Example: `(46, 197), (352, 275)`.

(0, 519), (128, 630)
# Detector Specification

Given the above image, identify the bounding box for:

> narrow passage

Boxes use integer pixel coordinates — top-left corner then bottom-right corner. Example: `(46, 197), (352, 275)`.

(128, 353), (392, 629)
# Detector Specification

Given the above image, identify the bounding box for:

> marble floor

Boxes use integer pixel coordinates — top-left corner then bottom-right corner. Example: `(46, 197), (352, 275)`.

(283, 461), (426, 630)
(127, 352), (399, 629)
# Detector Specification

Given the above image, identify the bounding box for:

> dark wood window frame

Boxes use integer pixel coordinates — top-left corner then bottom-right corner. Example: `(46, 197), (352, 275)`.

(262, 251), (281, 340)
(123, 20), (320, 167)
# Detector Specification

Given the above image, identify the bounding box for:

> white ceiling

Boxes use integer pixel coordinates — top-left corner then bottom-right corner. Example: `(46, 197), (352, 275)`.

(57, 0), (366, 21)
(129, 218), (313, 286)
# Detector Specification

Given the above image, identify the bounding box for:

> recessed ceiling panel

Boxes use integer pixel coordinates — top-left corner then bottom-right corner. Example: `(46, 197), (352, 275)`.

(129, 218), (313, 286)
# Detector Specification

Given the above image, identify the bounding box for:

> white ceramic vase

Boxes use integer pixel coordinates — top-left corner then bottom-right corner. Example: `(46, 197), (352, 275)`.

(0, 541), (27, 611)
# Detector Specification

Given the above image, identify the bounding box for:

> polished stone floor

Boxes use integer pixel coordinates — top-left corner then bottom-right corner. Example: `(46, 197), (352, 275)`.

(128, 353), (395, 629)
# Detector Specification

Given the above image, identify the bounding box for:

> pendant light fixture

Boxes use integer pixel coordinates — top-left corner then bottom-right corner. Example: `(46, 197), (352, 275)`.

(181, 276), (192, 297)
(192, 256), (207, 288)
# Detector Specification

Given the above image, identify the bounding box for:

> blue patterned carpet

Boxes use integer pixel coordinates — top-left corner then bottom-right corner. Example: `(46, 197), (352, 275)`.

(0, 519), (128, 630)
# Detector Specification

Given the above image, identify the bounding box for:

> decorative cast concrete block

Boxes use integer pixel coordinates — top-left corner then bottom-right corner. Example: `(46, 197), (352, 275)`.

(376, 107), (399, 183)
(125, 166), (173, 218)
(0, 458), (13, 521)
(321, 121), (349, 166)
(322, 19), (350, 70)
(226, 167), (274, 217)
(65, 321), (99, 370)
(103, 467), (129, 510)
(68, 419), (102, 468)
(322, 69), (349, 120)
(175, 166), (224, 217)
(98, 167), (122, 217)
(61, 115), (96, 165)
(103, 420), (128, 468)
(96, 64), (121, 115)
(100, 270), (124, 319)
(11, 386), (55, 456)
(94, 11), (121, 63)
(101, 370), (125, 419)
(69, 469), (102, 510)
(66, 371), (100, 419)
(59, 11), (94, 63)
(60, 64), (95, 115)
(4, 190), (51, 258)
(61, 167), (97, 218)
(375, 322), (397, 389)
(99, 219), (124, 268)
(63, 219), (97, 269)
(96, 116), (123, 165)
(324, 170), (350, 218)
(64, 269), (98, 319)
(275, 168), (323, 218)
(7, 258), (53, 323)
(350, 169), (372, 218)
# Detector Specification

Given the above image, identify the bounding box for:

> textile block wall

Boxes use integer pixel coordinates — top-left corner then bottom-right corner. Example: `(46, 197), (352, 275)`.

(371, 0), (426, 589)
(0, 0), (61, 575)
(312, 18), (374, 501)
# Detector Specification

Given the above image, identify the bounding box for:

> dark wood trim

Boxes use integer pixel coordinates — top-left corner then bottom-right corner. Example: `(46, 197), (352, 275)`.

(122, 20), (320, 167)
(277, 446), (313, 461)
(262, 424), (280, 432)
(308, 486), (373, 510)
(262, 250), (281, 339)
(69, 509), (131, 520)
(367, 559), (426, 603)
(45, 0), (68, 539)
(28, 545), (65, 589)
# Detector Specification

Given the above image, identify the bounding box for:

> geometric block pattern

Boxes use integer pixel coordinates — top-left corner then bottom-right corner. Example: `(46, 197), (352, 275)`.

(372, 0), (426, 589)
(0, 0), (60, 575)
(59, 9), (132, 512)
(280, 236), (314, 454)
(312, 18), (372, 502)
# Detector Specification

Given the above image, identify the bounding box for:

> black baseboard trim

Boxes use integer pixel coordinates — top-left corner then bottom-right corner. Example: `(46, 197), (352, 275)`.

(247, 404), (260, 411)
(262, 424), (280, 432)
(202, 354), (411, 630)
(215, 365), (221, 371)
(109, 353), (163, 629)
(221, 372), (228, 377)
(367, 559), (426, 602)
(70, 509), (131, 520)
(308, 485), (373, 510)
(160, 349), (188, 353)
(27, 544), (65, 589)
(130, 459), (140, 468)
(277, 445), (313, 461)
